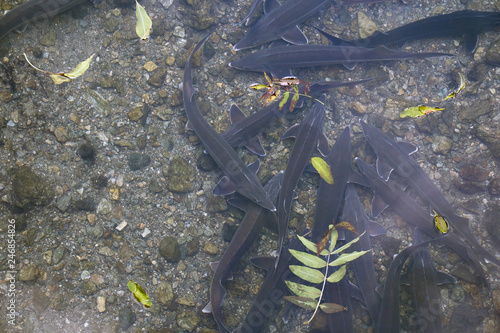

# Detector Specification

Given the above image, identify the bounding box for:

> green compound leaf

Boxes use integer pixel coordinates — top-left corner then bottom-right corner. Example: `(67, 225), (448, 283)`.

(285, 280), (322, 299)
(298, 235), (329, 256)
(328, 227), (338, 253)
(332, 230), (366, 255)
(284, 296), (318, 311)
(326, 264), (347, 283)
(289, 249), (327, 268)
(329, 250), (371, 267)
(289, 265), (325, 284)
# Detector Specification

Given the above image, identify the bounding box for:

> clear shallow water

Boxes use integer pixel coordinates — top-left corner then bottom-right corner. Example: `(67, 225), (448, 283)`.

(0, 0), (499, 332)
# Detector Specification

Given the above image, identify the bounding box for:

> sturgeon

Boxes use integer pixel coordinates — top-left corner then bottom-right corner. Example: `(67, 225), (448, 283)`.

(183, 35), (275, 211)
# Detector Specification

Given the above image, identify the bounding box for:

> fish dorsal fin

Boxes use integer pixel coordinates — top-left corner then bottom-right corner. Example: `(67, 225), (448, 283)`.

(281, 123), (300, 140)
(464, 33), (479, 54)
(202, 302), (212, 313)
(376, 157), (393, 181)
(264, 0), (280, 14)
(245, 136), (266, 157)
(371, 194), (388, 218)
(229, 104), (247, 124)
(210, 261), (219, 271)
(436, 271), (458, 285)
(317, 132), (330, 157)
(396, 141), (418, 156)
(368, 220), (387, 236)
(213, 176), (236, 196)
(248, 159), (261, 174)
(281, 26), (308, 45)
(348, 170), (369, 187)
(250, 256), (277, 272)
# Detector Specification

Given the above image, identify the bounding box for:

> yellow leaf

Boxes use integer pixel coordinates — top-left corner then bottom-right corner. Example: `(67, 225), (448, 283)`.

(311, 157), (334, 184)
(433, 211), (449, 234)
(249, 83), (271, 90)
(400, 105), (445, 118)
(64, 54), (95, 79)
(136, 0), (152, 40)
(443, 72), (466, 101)
(49, 74), (72, 84)
(128, 280), (152, 308)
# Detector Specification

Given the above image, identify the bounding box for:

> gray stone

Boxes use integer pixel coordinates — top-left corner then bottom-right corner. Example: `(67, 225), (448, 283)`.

(166, 157), (196, 193)
(12, 166), (55, 212)
(154, 281), (174, 306)
(459, 164), (489, 182)
(52, 246), (65, 265)
(176, 310), (200, 332)
(55, 194), (72, 212)
(486, 38), (500, 67)
(19, 263), (40, 281)
(73, 197), (95, 211)
(118, 307), (136, 331)
(128, 153), (151, 171)
(206, 194), (228, 213)
(81, 281), (98, 295)
(458, 99), (492, 122)
(475, 125), (500, 159)
(431, 136), (452, 154)
(97, 198), (112, 215)
(148, 179), (164, 193)
(159, 236), (181, 263)
(147, 67), (168, 87)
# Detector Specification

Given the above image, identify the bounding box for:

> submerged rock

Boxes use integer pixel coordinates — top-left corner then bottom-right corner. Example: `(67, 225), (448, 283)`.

(165, 157), (196, 193)
(159, 236), (181, 263)
(128, 153), (151, 171)
(118, 307), (136, 331)
(11, 166), (55, 213)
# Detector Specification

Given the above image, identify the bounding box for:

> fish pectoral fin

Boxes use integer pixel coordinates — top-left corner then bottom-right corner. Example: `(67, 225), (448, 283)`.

(371, 194), (388, 218)
(185, 120), (195, 132)
(342, 62), (357, 70)
(317, 132), (330, 157)
(227, 195), (250, 212)
(229, 104), (247, 124)
(396, 141), (418, 156)
(250, 256), (277, 272)
(213, 176), (236, 196)
(202, 302), (212, 313)
(348, 170), (369, 187)
(368, 220), (387, 236)
(246, 136), (266, 156)
(436, 271), (458, 285)
(248, 159), (261, 174)
(464, 33), (479, 54)
(209, 261), (219, 271)
(281, 123), (300, 140)
(375, 157), (393, 181)
(281, 26), (308, 45)
(349, 282), (365, 304)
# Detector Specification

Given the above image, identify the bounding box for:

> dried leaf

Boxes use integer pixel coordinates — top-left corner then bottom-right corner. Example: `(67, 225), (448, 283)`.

(128, 280), (152, 308)
(49, 74), (72, 84)
(290, 85), (300, 112)
(311, 157), (334, 185)
(329, 250), (371, 266)
(335, 221), (358, 236)
(326, 264), (346, 283)
(298, 235), (329, 256)
(285, 280), (322, 299)
(136, 0), (152, 40)
(289, 265), (325, 284)
(319, 302), (347, 314)
(443, 72), (466, 101)
(284, 296), (318, 311)
(400, 105), (445, 118)
(317, 226), (332, 256)
(289, 249), (327, 268)
(248, 83), (270, 90)
(332, 230), (366, 254)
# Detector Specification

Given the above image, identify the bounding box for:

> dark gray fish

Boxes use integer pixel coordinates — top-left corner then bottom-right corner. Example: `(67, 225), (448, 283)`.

(229, 44), (451, 73)
(221, 78), (373, 156)
(354, 157), (488, 285)
(276, 95), (329, 265)
(341, 184), (385, 326)
(0, 0), (86, 40)
(203, 172), (284, 333)
(359, 120), (500, 266)
(183, 35), (275, 211)
(401, 227), (457, 333)
(376, 235), (448, 333)
(234, 0), (328, 50)
(318, 10), (500, 53)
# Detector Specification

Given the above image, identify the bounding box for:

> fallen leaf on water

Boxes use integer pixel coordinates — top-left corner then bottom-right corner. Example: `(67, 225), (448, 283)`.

(400, 105), (445, 118)
(24, 53), (94, 85)
(311, 157), (334, 184)
(136, 0), (152, 40)
(443, 72), (466, 101)
(128, 280), (152, 308)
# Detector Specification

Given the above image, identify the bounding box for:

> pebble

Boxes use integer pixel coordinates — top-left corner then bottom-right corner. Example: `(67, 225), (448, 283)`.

(19, 263), (40, 281)
(431, 136), (453, 154)
(118, 307), (136, 331)
(98, 246), (115, 256)
(116, 221), (128, 231)
(128, 153), (151, 171)
(159, 236), (181, 262)
(166, 156), (196, 193)
(203, 242), (218, 255)
(154, 281), (174, 306)
(97, 198), (112, 215)
(176, 310), (200, 332)
(12, 166), (55, 212)
(97, 296), (106, 313)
